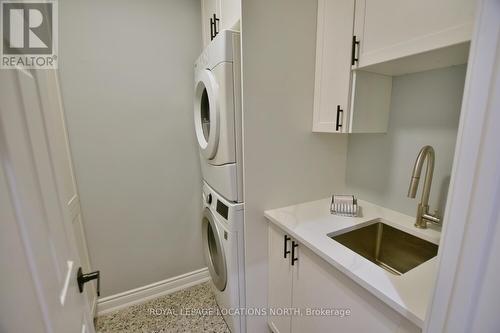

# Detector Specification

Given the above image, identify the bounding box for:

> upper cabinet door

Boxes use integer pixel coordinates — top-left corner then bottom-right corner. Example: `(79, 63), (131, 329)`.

(201, 0), (221, 47)
(313, 0), (355, 133)
(353, 0), (477, 70)
(201, 0), (241, 48)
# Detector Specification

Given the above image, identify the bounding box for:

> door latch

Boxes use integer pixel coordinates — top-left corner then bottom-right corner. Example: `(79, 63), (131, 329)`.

(77, 267), (100, 296)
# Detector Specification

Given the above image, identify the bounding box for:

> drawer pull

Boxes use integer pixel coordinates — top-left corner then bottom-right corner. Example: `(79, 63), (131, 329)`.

(291, 241), (299, 265)
(284, 235), (291, 258)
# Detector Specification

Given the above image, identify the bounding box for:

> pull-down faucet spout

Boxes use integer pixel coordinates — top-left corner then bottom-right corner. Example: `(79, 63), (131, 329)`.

(407, 145), (441, 229)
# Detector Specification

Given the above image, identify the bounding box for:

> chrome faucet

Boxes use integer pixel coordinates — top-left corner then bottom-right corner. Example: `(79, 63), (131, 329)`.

(407, 145), (441, 229)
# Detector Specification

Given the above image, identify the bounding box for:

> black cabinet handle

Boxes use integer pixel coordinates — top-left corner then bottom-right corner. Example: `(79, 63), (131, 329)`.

(210, 17), (214, 40)
(336, 105), (343, 131)
(214, 14), (220, 36)
(351, 35), (360, 65)
(210, 13), (220, 41)
(291, 241), (299, 266)
(284, 235), (291, 258)
(77, 267), (100, 296)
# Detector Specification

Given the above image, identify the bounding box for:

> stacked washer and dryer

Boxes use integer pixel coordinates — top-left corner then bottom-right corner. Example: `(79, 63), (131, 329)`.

(193, 30), (245, 333)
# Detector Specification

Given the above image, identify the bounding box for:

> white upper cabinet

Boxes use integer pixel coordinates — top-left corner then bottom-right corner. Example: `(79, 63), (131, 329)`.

(313, 0), (355, 133)
(201, 0), (221, 47)
(312, 0), (476, 133)
(201, 0), (240, 48)
(313, 0), (391, 134)
(353, 0), (477, 75)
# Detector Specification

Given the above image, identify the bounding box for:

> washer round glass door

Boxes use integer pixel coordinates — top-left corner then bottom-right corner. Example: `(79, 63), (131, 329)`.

(202, 208), (227, 291)
(194, 69), (219, 160)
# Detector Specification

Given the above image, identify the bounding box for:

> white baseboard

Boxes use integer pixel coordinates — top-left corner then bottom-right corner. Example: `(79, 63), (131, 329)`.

(97, 267), (210, 316)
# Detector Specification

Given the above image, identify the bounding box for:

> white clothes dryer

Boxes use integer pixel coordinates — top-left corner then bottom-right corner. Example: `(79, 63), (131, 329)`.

(194, 30), (243, 202)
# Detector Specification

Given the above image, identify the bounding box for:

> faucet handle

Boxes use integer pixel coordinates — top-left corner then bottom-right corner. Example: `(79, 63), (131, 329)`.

(422, 210), (441, 225)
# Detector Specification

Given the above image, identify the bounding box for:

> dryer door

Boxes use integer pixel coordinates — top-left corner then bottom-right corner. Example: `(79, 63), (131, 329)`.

(202, 208), (227, 291)
(194, 69), (220, 160)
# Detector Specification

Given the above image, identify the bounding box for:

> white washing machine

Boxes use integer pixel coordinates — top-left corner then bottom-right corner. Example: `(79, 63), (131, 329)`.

(194, 30), (243, 203)
(201, 181), (245, 333)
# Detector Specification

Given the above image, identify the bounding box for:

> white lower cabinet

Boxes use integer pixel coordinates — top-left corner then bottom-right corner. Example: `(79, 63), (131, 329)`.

(268, 224), (294, 333)
(268, 224), (421, 333)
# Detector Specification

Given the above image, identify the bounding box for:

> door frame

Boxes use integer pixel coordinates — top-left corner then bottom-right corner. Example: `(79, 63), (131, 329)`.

(425, 0), (500, 331)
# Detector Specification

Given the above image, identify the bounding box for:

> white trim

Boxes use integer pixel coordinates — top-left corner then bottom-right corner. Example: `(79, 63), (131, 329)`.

(90, 298), (97, 317)
(97, 268), (210, 316)
(425, 0), (500, 331)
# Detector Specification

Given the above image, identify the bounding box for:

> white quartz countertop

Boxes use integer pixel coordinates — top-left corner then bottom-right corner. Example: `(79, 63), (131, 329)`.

(264, 198), (441, 328)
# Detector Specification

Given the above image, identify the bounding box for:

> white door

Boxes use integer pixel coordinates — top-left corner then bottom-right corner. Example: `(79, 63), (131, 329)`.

(0, 69), (95, 333)
(36, 68), (98, 314)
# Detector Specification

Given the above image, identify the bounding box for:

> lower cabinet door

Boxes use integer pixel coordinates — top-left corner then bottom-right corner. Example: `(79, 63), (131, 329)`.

(291, 244), (421, 333)
(268, 224), (293, 333)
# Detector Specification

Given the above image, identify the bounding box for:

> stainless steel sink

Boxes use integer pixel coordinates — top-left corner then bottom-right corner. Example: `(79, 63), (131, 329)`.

(330, 222), (438, 275)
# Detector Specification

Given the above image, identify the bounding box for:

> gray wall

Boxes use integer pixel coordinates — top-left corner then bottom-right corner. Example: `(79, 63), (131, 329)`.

(241, 0), (347, 330)
(59, 0), (204, 296)
(346, 66), (466, 217)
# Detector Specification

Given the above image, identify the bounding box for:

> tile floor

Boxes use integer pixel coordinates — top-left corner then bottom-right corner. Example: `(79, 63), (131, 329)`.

(95, 282), (230, 333)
